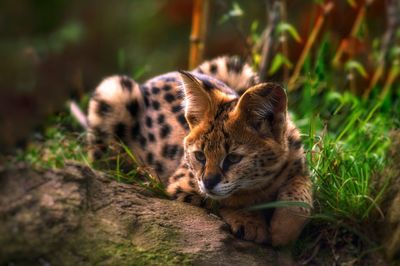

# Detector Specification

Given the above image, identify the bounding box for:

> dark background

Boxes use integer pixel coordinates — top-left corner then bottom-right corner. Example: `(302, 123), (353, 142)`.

(0, 0), (389, 151)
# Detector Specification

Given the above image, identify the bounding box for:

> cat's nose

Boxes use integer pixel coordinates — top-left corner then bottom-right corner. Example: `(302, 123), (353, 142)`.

(202, 174), (222, 190)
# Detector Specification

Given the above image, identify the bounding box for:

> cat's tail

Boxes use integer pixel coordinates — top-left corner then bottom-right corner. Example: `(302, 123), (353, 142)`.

(193, 55), (260, 95)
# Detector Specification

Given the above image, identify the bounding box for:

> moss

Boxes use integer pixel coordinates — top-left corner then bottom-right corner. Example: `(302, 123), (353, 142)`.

(50, 215), (196, 266)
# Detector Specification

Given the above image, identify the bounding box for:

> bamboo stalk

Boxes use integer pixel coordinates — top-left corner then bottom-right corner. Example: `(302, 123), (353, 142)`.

(364, 0), (400, 99)
(332, 4), (367, 67)
(380, 62), (399, 99)
(280, 0), (289, 82)
(189, 0), (210, 70)
(288, 2), (334, 91)
(259, 1), (281, 82)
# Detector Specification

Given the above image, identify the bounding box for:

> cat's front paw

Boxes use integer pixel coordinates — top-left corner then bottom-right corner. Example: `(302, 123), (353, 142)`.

(220, 209), (269, 243)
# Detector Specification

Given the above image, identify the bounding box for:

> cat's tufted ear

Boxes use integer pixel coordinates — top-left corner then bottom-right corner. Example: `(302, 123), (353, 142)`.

(236, 83), (287, 142)
(179, 71), (212, 129)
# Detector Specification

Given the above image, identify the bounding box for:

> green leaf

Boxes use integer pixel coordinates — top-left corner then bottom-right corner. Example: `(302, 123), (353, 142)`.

(344, 60), (368, 78)
(219, 2), (244, 24)
(132, 65), (150, 80)
(276, 22), (302, 43)
(389, 46), (400, 59)
(268, 53), (293, 75)
(247, 201), (312, 211)
(250, 20), (260, 43)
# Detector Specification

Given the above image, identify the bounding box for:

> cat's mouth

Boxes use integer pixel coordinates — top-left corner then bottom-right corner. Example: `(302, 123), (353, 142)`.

(198, 181), (236, 200)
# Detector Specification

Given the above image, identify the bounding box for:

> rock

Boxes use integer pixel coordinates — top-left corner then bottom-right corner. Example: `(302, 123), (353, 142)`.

(0, 162), (277, 265)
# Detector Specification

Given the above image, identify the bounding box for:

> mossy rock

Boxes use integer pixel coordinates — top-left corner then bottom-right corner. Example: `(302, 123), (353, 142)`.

(0, 163), (276, 265)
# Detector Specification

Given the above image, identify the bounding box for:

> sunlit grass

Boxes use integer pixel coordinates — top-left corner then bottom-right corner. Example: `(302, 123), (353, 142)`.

(290, 76), (396, 226)
(108, 142), (167, 197)
(17, 114), (88, 169)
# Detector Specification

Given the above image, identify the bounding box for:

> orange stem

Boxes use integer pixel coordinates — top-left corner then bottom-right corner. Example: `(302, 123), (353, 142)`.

(189, 0), (210, 69)
(380, 63), (399, 99)
(288, 2), (334, 91)
(332, 5), (366, 67)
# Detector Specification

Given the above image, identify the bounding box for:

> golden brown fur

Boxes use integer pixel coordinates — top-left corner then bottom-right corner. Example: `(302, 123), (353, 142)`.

(87, 56), (312, 246)
(168, 72), (312, 246)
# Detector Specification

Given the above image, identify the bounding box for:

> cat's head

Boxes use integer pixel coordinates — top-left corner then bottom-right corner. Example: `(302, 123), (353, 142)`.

(180, 71), (289, 199)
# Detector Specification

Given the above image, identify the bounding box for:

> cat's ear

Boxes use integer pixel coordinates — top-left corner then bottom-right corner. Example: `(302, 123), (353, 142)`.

(236, 83), (287, 142)
(179, 71), (212, 128)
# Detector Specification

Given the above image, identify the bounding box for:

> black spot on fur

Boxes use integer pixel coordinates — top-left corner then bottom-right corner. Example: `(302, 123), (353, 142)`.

(145, 116), (153, 128)
(164, 93), (175, 103)
(139, 135), (147, 148)
(188, 179), (195, 188)
(114, 122), (127, 141)
(226, 56), (244, 74)
(152, 86), (160, 94)
(148, 132), (155, 142)
(126, 100), (139, 117)
(212, 99), (237, 122)
(163, 85), (172, 91)
(143, 96), (150, 108)
(210, 63), (218, 74)
(160, 124), (171, 138)
(262, 151), (278, 162)
(120, 76), (133, 92)
(174, 173), (185, 180)
(143, 88), (150, 97)
(155, 161), (164, 174)
(152, 100), (160, 110)
(177, 114), (189, 130)
(147, 152), (154, 164)
(186, 114), (197, 125)
(131, 123), (141, 139)
(189, 172), (194, 178)
(201, 79), (214, 90)
(165, 77), (176, 82)
(171, 105), (181, 113)
(97, 100), (112, 117)
(162, 144), (179, 160)
(157, 114), (165, 124)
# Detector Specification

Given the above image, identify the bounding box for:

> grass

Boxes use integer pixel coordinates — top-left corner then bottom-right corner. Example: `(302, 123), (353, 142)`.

(15, 109), (88, 169)
(285, 44), (399, 262)
(11, 25), (400, 264)
(12, 69), (398, 263)
(17, 63), (398, 217)
(2, 1), (398, 264)
(14, 101), (168, 198)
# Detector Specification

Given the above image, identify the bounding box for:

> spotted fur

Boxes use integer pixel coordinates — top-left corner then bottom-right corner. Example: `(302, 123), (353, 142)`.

(87, 56), (313, 246)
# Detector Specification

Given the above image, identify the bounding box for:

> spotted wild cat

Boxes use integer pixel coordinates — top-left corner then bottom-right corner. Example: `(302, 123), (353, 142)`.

(87, 56), (312, 246)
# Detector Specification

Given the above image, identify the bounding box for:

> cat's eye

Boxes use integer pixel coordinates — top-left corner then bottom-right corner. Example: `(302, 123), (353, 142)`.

(225, 153), (243, 164)
(194, 151), (206, 163)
